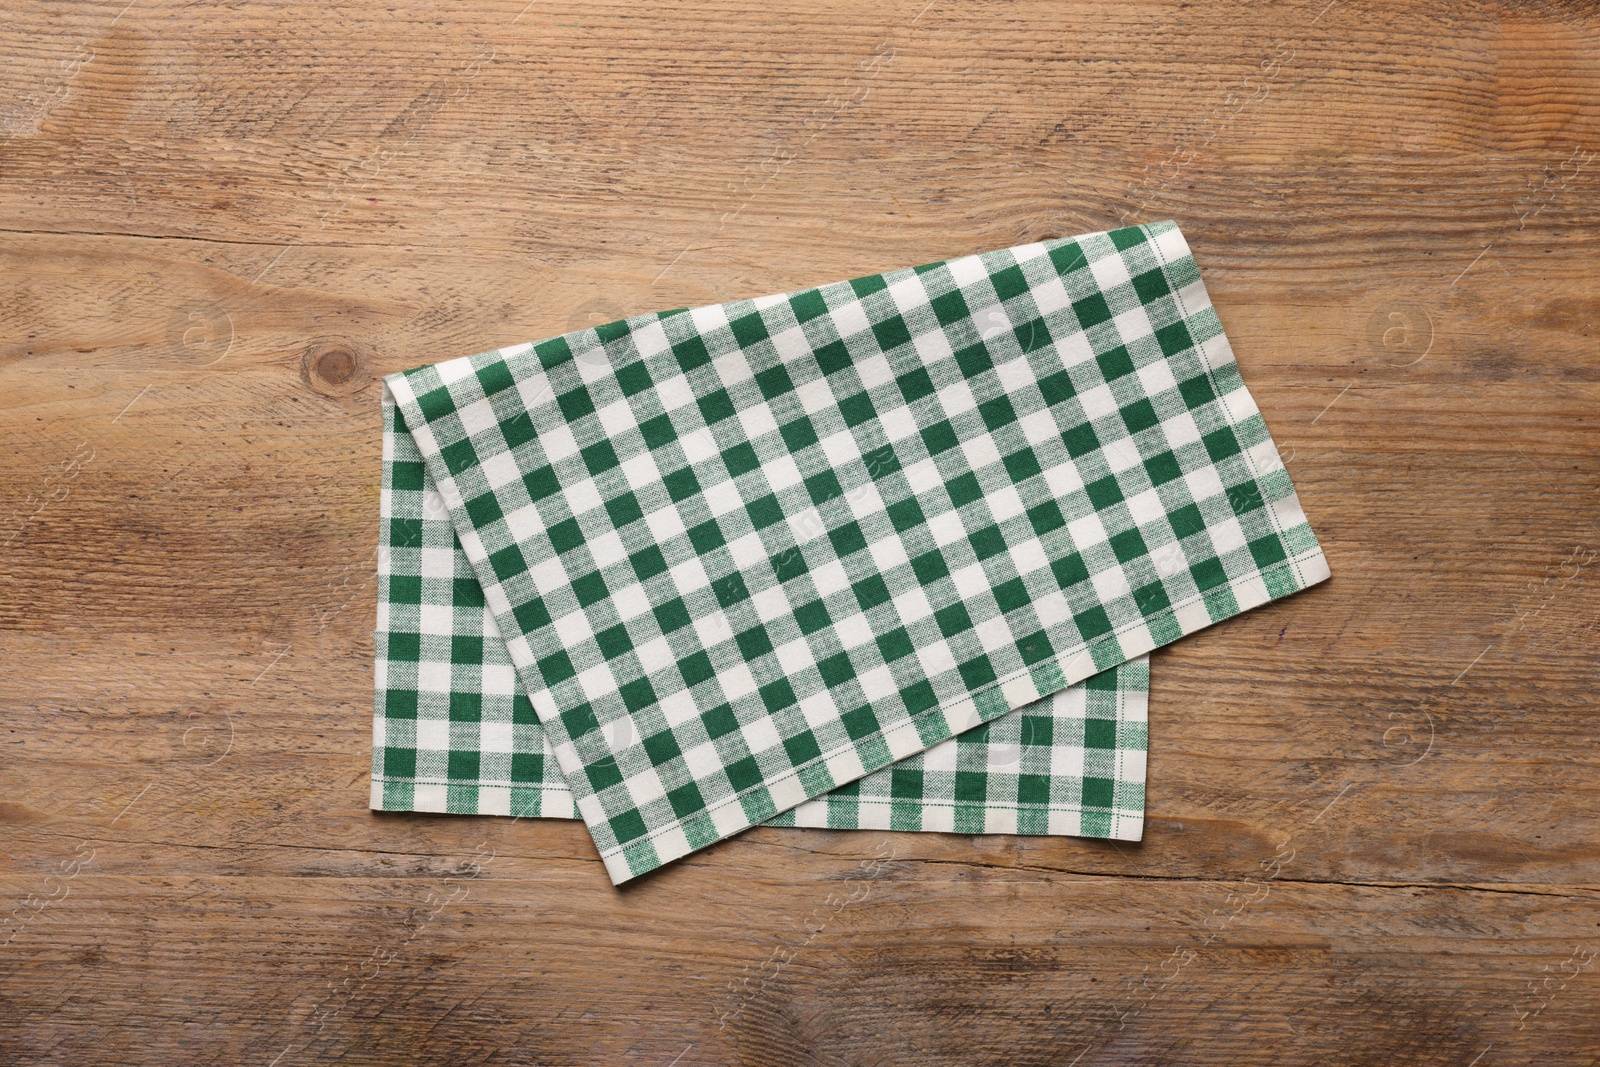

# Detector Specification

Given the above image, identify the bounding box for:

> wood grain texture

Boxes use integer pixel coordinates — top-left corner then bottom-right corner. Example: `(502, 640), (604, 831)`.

(2, 0), (1597, 1063)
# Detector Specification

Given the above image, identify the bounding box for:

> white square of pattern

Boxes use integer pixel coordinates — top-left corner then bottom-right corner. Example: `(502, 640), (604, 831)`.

(877, 402), (918, 447)
(829, 300), (871, 341)
(515, 373), (553, 412)
(539, 421), (580, 464)
(887, 274), (931, 314)
(1125, 487), (1167, 527)
(1068, 510), (1109, 550)
(891, 584), (935, 626)
(679, 425), (718, 464)
(832, 609), (875, 654)
(722, 530), (768, 573)
(415, 718), (451, 751)
(769, 324), (812, 361)
(1031, 277), (1071, 316)
(1008, 535), (1050, 579)
(718, 660), (759, 704)
(772, 634), (813, 675)
(1208, 515), (1247, 555)
(959, 431), (1003, 475)
(563, 478), (604, 520)
(948, 560), (990, 601)
(935, 378), (978, 419)
(1113, 304), (1154, 348)
(1160, 410), (1201, 449)
(630, 319), (670, 359)
(482, 661), (516, 693)
(620, 450), (660, 493)
(417, 660), (452, 692)
(1076, 382), (1119, 422)
(576, 661), (618, 703)
(736, 401), (779, 445)
(1016, 409), (1058, 449)
(1089, 252), (1132, 293)
(691, 608), (732, 652)
(689, 302), (729, 336)
(867, 534), (909, 574)
(1104, 436), (1144, 475)
(1091, 564), (1131, 603)
(750, 585), (790, 626)
(643, 498), (687, 544)
(632, 634), (675, 676)
(817, 427), (860, 470)
(912, 328), (952, 364)
(608, 580), (652, 627)
(1040, 456), (1085, 499)
(762, 452), (803, 494)
(457, 398), (499, 438)
(985, 483), (1025, 523)
(713, 350), (756, 388)
(807, 557), (851, 599)
(1183, 465), (1225, 507)
(434, 357), (477, 387)
(854, 352), (894, 392)
(796, 379), (839, 417)
(418, 603), (453, 636)
(946, 255), (988, 288)
(480, 722), (514, 753)
(854, 663), (896, 702)
(420, 547), (456, 580)
(476, 447), (521, 492)
(595, 397), (636, 439)
(738, 716), (782, 759)
(1136, 358), (1178, 400)
(585, 530), (626, 569)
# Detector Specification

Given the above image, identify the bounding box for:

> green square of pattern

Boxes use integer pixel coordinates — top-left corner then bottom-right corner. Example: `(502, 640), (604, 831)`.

(673, 334), (712, 372)
(1204, 426), (1242, 463)
(586, 756), (624, 793)
(954, 771), (987, 803)
(383, 747), (416, 777)
(619, 677), (657, 712)
(1096, 345), (1136, 382)
(841, 705), (880, 740)
(989, 264), (1029, 301)
(890, 767), (923, 798)
(654, 597), (692, 633)
(1169, 503), (1206, 540)
(556, 387), (595, 422)
(392, 460), (425, 492)
(795, 599), (832, 634)
(699, 389), (737, 425)
(814, 340), (851, 378)
(725, 756), (763, 793)
(662, 466), (700, 502)
(930, 288), (970, 326)
(1062, 421), (1100, 458)
(1082, 777), (1116, 807)
(500, 412), (536, 450)
(922, 420), (959, 454)
(1084, 718), (1118, 750)
(828, 520), (868, 557)
(1155, 319), (1193, 356)
(979, 396), (1019, 431)
(581, 440), (620, 475)
(642, 730), (682, 767)
(755, 365), (795, 400)
(639, 413), (677, 450)
(1179, 373), (1217, 409)
(605, 491), (644, 528)
(1027, 501), (1065, 536)
(679, 650), (715, 688)
(1073, 293), (1112, 330)
(947, 472), (983, 508)
(609, 808), (648, 844)
(1086, 475), (1124, 510)
(388, 574), (421, 604)
(667, 781), (705, 818)
(783, 730), (823, 765)
(886, 497), (926, 533)
(1075, 605), (1114, 641)
(1131, 268), (1171, 304)
(702, 703), (739, 739)
(970, 524), (1007, 560)
(854, 575), (892, 610)
(818, 652), (856, 688)
(805, 470), (843, 504)
(730, 311), (769, 348)
(993, 577), (1030, 614)
(840, 392), (877, 428)
(385, 689), (418, 718)
(687, 520), (726, 554)
(873, 314), (913, 353)
(1018, 629), (1053, 664)
(449, 691), (481, 722)
(450, 635), (483, 663)
(897, 367), (936, 403)
(1145, 450), (1183, 485)
(1052, 551), (1089, 589)
(453, 577), (486, 606)
(595, 623), (633, 660)
(958, 655), (997, 688)
(780, 417), (819, 452)
(1121, 399), (1160, 435)
(746, 493), (785, 530)
(388, 632), (420, 662)
(548, 517), (584, 554)
(488, 544), (526, 582)
(441, 438), (479, 477)
(616, 361), (653, 397)
(389, 517), (421, 548)
(910, 550), (949, 585)
(935, 602), (974, 637)
(1109, 526), (1148, 563)
(735, 625), (774, 661)
(571, 570), (609, 606)
(1018, 773), (1050, 804)
(723, 442), (760, 477)
(790, 289), (829, 323)
(760, 678), (798, 713)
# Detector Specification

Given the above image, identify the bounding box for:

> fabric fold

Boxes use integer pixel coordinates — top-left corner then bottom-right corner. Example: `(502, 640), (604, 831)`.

(375, 219), (1329, 883)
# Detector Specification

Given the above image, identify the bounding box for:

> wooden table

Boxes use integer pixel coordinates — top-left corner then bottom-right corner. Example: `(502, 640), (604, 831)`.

(3, 1), (1597, 1063)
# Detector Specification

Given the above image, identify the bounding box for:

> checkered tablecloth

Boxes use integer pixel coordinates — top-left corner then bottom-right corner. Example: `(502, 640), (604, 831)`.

(373, 220), (1329, 884)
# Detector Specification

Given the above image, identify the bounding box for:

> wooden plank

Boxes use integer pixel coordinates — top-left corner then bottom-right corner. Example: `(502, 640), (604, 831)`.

(2, 0), (1597, 1062)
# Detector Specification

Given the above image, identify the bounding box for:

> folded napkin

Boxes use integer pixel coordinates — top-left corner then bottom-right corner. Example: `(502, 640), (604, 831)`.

(372, 220), (1329, 883)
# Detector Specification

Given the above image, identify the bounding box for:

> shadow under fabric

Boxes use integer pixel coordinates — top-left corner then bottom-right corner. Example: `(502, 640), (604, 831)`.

(370, 220), (1329, 884)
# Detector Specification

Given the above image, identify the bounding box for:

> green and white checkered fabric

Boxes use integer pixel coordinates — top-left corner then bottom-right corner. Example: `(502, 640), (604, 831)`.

(374, 396), (1149, 838)
(376, 220), (1328, 883)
